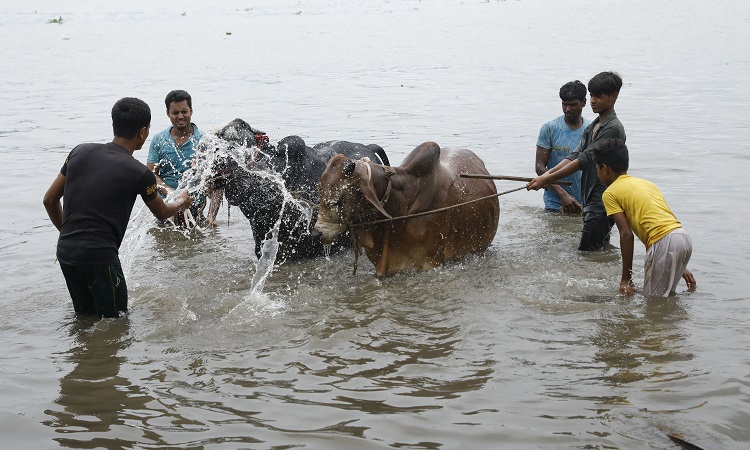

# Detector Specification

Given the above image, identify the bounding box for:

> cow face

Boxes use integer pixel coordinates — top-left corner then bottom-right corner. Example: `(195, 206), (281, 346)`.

(251, 135), (304, 175)
(209, 118), (264, 178)
(315, 157), (357, 245)
(315, 155), (391, 245)
(186, 119), (267, 200)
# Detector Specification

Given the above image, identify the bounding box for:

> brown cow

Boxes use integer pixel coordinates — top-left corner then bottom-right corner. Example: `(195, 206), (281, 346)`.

(314, 141), (500, 277)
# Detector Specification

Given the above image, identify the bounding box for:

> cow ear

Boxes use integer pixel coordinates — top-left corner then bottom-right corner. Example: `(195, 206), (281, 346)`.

(360, 179), (392, 219)
(343, 160), (356, 177)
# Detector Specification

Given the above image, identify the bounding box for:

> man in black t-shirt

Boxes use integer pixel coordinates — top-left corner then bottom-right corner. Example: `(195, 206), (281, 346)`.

(43, 97), (193, 318)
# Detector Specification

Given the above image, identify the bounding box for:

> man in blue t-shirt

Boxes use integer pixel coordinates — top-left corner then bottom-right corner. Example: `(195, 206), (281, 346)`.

(534, 80), (590, 213)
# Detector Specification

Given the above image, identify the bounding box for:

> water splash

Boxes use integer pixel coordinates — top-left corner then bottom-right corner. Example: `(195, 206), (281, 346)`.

(250, 214), (281, 294)
(121, 127), (315, 295)
(120, 204), (154, 280)
(176, 130), (315, 293)
(120, 192), (201, 281)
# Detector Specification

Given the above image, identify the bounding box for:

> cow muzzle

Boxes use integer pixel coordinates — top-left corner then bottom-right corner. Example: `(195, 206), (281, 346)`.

(313, 220), (348, 245)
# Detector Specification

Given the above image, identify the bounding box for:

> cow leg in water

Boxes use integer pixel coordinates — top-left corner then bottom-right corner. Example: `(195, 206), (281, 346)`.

(237, 203), (270, 259)
(277, 205), (323, 260)
(374, 233), (391, 277)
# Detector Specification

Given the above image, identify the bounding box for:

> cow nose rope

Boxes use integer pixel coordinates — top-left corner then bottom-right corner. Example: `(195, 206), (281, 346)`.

(351, 233), (361, 275)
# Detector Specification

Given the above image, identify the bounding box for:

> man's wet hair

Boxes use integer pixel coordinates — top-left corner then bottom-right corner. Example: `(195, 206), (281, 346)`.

(559, 80), (587, 102)
(112, 97), (151, 139)
(592, 138), (629, 174)
(165, 89), (192, 109)
(588, 71), (623, 96)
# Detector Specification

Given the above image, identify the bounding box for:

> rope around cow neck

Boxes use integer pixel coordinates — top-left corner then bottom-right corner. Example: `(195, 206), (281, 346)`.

(349, 185), (527, 228)
(345, 184), (526, 275)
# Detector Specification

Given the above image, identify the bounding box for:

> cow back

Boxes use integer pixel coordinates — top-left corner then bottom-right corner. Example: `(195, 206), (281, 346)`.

(319, 141), (499, 276)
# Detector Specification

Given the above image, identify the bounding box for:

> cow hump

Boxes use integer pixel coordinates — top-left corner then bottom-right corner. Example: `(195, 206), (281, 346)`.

(401, 142), (441, 177)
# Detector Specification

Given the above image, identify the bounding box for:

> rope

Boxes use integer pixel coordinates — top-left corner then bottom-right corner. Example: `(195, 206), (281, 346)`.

(349, 185), (526, 228)
(380, 166), (396, 205)
(365, 162), (395, 206)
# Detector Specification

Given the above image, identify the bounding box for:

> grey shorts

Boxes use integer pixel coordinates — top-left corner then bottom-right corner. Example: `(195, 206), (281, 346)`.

(643, 228), (692, 297)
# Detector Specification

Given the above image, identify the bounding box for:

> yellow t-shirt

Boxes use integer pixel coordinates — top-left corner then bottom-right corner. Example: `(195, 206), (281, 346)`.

(602, 174), (682, 249)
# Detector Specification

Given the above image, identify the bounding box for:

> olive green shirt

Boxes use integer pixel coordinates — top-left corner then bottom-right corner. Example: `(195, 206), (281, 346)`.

(567, 110), (626, 214)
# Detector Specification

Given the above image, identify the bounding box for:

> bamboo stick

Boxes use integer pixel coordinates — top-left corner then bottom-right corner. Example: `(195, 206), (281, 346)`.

(460, 173), (572, 186)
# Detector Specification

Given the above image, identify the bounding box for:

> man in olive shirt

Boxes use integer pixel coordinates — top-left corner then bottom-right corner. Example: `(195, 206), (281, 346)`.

(43, 97), (192, 318)
(528, 71), (626, 251)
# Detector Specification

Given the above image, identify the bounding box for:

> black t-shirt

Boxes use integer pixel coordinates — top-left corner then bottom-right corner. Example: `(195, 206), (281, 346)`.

(56, 142), (158, 265)
(569, 111), (626, 214)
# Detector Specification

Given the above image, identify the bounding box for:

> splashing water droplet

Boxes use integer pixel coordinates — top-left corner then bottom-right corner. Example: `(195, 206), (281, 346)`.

(165, 127), (318, 294)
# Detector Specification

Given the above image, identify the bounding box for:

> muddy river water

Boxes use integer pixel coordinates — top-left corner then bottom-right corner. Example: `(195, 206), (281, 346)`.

(1, 0), (749, 448)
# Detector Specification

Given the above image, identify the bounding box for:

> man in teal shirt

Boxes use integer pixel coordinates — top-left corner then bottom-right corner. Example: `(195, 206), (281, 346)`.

(147, 90), (204, 192)
(535, 80), (589, 213)
(147, 90), (205, 224)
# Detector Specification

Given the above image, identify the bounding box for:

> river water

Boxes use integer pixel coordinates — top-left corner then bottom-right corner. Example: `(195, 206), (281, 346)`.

(2, 0), (749, 448)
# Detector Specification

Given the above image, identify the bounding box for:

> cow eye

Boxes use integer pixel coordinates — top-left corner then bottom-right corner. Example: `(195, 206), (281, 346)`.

(326, 197), (345, 209)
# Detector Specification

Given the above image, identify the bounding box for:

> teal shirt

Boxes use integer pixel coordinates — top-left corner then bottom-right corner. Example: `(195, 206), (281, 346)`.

(147, 123), (204, 190)
(537, 115), (589, 211)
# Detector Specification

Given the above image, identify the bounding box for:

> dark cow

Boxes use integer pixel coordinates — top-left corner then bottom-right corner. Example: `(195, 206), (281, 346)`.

(314, 141), (499, 277)
(193, 118), (389, 262)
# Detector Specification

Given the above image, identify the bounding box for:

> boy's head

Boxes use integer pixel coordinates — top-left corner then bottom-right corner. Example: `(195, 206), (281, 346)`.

(588, 71), (623, 96)
(587, 71), (622, 116)
(593, 138), (628, 186)
(559, 80), (587, 124)
(165, 90), (194, 131)
(165, 89), (192, 110)
(559, 80), (587, 103)
(112, 97), (151, 139)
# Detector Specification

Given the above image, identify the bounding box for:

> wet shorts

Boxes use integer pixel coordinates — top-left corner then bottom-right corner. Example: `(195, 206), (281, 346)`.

(643, 228), (692, 297)
(59, 263), (128, 318)
(578, 209), (614, 251)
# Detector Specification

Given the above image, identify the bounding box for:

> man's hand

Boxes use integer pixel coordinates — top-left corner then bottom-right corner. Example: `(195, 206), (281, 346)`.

(157, 183), (173, 196)
(527, 174), (549, 191)
(682, 269), (697, 291)
(559, 193), (583, 214)
(176, 190), (193, 210)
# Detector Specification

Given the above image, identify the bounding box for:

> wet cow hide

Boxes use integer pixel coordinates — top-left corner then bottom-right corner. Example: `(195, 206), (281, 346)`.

(200, 118), (390, 263)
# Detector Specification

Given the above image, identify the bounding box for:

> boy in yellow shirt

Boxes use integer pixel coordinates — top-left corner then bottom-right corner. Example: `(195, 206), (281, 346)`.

(592, 139), (696, 297)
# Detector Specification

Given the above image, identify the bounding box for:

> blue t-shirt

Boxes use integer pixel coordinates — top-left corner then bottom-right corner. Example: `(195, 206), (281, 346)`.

(147, 123), (204, 190)
(536, 115), (589, 211)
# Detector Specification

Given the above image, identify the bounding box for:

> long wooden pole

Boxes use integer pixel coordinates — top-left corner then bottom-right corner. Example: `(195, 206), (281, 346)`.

(460, 173), (572, 186)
